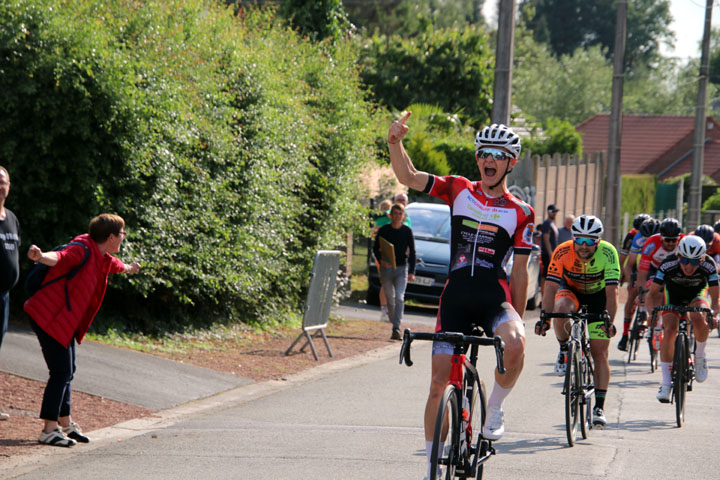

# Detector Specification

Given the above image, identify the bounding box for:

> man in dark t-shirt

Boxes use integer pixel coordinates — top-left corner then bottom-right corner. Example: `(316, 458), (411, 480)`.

(373, 203), (415, 340)
(541, 204), (559, 294)
(0, 166), (20, 421)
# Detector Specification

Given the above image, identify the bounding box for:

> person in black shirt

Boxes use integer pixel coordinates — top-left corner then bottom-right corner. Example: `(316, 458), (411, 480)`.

(373, 203), (415, 340)
(0, 166), (20, 421)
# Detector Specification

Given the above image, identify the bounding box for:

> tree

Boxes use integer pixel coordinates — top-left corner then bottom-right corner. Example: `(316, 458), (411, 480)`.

(524, 117), (583, 156)
(513, 27), (612, 125)
(279, 0), (351, 41)
(519, 0), (674, 69)
(359, 25), (494, 127)
(343, 0), (484, 37)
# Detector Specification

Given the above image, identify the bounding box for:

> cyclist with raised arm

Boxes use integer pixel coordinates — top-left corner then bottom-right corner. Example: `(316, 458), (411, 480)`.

(388, 114), (533, 478)
(535, 215), (620, 428)
(617, 213), (651, 351)
(645, 235), (720, 402)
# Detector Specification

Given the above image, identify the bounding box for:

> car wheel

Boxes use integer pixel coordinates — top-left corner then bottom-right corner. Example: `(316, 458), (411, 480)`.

(366, 286), (380, 306)
(526, 287), (541, 311)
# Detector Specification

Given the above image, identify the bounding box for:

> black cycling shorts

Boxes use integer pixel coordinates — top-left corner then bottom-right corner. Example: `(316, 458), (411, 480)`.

(436, 276), (516, 336)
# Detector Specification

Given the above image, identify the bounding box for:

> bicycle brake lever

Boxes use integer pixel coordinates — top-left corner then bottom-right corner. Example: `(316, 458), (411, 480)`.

(400, 329), (413, 366)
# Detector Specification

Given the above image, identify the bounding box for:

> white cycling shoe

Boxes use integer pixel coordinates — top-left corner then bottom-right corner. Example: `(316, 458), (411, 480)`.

(656, 384), (671, 403)
(482, 406), (505, 440)
(695, 356), (708, 383)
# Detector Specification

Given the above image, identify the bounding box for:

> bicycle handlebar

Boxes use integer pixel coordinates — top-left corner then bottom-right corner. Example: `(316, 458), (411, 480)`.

(650, 305), (714, 328)
(399, 329), (506, 374)
(539, 309), (614, 336)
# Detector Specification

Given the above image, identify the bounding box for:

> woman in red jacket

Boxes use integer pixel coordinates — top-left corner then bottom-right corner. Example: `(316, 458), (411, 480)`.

(25, 214), (141, 447)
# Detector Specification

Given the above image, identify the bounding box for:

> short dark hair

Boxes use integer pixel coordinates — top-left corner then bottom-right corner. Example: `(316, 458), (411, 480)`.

(390, 203), (405, 214)
(89, 214), (125, 243)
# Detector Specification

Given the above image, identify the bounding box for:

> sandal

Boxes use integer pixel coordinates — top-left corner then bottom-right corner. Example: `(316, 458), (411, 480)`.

(38, 428), (76, 447)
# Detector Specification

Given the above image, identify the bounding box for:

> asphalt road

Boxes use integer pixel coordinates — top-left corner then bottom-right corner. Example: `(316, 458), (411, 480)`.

(5, 303), (720, 479)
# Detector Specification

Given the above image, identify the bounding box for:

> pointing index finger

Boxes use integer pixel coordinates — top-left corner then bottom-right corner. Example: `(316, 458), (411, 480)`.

(399, 111), (411, 125)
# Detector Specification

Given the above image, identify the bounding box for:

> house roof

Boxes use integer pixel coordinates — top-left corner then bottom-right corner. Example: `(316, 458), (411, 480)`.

(576, 114), (697, 175)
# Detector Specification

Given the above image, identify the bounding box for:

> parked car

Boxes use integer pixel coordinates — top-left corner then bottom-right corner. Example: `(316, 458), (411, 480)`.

(367, 202), (542, 309)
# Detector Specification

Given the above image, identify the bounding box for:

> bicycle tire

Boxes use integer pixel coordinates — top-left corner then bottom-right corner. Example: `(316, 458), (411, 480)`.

(431, 385), (460, 480)
(463, 369), (487, 455)
(626, 325), (637, 364)
(649, 327), (659, 373)
(672, 333), (687, 428)
(579, 348), (594, 440)
(564, 342), (580, 447)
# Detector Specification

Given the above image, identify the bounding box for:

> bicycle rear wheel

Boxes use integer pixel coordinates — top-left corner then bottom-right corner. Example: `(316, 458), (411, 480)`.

(431, 385), (460, 479)
(649, 327), (659, 373)
(579, 349), (594, 440)
(672, 334), (687, 428)
(564, 342), (580, 447)
(627, 325), (637, 364)
(464, 370), (487, 454)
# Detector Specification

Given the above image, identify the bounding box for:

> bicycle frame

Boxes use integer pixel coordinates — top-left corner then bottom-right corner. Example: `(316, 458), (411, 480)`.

(400, 329), (505, 479)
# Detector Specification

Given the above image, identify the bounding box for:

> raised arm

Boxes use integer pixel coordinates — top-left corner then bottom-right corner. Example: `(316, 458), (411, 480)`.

(387, 112), (430, 191)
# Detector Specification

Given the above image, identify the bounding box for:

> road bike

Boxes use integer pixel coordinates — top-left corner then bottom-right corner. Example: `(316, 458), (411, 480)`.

(626, 305), (647, 364)
(651, 305), (712, 428)
(400, 328), (505, 479)
(647, 314), (662, 373)
(539, 307), (611, 446)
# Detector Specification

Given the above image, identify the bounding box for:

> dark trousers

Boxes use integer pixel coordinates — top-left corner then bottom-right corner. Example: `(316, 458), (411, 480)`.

(30, 318), (75, 421)
(0, 291), (8, 351)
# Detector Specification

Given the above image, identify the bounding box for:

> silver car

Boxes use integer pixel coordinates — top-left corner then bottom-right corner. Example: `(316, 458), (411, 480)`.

(367, 202), (542, 309)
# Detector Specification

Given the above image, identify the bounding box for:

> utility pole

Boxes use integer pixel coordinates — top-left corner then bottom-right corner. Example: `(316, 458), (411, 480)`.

(688, 0), (713, 231)
(606, 0), (627, 246)
(491, 0), (516, 125)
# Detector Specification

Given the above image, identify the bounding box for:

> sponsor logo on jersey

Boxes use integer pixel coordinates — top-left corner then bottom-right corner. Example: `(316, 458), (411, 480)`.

(523, 223), (534, 245)
(476, 259), (494, 269)
(480, 224), (499, 233)
(477, 246), (495, 255)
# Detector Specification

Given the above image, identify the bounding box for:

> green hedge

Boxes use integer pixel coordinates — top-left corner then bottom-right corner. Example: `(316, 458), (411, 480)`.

(621, 174), (656, 219)
(0, 0), (375, 332)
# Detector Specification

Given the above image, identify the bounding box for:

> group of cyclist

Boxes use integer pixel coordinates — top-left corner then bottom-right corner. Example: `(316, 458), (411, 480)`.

(616, 214), (719, 402)
(386, 117), (718, 479)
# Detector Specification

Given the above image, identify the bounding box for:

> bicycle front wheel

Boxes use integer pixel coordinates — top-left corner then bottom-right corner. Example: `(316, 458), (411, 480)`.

(431, 385), (460, 480)
(564, 342), (580, 447)
(672, 334), (687, 428)
(579, 349), (594, 440)
(649, 327), (659, 373)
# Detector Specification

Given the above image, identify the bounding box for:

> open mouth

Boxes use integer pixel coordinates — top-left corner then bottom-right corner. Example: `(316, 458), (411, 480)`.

(484, 167), (497, 177)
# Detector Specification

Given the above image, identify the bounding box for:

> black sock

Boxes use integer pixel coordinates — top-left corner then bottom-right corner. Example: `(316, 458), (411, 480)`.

(595, 389), (607, 410)
(558, 339), (568, 351)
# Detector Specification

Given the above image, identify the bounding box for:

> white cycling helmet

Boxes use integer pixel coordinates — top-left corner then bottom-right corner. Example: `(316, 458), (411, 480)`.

(571, 215), (604, 238)
(677, 235), (706, 260)
(474, 124), (521, 158)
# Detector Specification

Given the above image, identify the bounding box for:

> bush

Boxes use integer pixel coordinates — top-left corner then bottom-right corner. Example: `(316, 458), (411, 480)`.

(0, 0), (375, 332)
(359, 25), (494, 127)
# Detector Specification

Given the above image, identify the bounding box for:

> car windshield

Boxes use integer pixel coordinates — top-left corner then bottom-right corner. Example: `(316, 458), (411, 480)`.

(406, 208), (450, 242)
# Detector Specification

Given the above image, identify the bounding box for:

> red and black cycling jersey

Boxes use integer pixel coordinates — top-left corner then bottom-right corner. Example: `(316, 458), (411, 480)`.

(620, 228), (638, 257)
(639, 233), (685, 278)
(423, 175), (535, 282)
(423, 175), (535, 334)
(653, 254), (719, 304)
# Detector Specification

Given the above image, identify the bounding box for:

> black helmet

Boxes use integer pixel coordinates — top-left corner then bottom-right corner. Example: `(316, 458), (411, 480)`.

(714, 220), (720, 234)
(632, 213), (651, 230)
(639, 218), (660, 238)
(659, 218), (682, 238)
(694, 224), (715, 245)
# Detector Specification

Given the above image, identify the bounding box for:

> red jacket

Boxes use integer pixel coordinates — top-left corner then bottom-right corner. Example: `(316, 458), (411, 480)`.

(24, 233), (126, 347)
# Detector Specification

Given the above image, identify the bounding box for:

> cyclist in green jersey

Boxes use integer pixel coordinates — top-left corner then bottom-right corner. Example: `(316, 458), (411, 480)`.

(535, 215), (620, 428)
